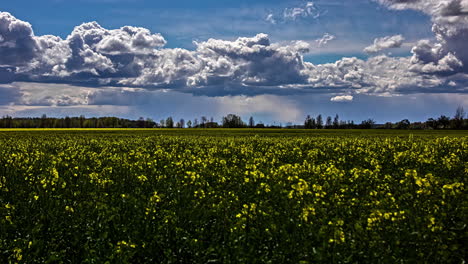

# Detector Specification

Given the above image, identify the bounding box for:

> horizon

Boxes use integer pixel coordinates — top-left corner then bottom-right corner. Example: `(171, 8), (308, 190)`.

(1, 0), (468, 123)
(0, 109), (464, 127)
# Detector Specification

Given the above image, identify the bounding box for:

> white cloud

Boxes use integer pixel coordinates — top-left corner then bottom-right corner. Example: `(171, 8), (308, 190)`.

(10, 82), (94, 106)
(283, 2), (321, 20)
(264, 2), (324, 25)
(364, 35), (405, 53)
(330, 95), (353, 102)
(375, 0), (468, 74)
(0, 12), (38, 66)
(1, 8), (468, 100)
(265, 14), (276, 24)
(315, 33), (336, 48)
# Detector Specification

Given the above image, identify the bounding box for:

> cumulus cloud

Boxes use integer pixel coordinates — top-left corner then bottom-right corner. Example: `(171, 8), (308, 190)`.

(330, 95), (353, 102)
(364, 35), (405, 53)
(1, 8), (468, 102)
(315, 33), (336, 48)
(0, 13), (318, 96)
(376, 0), (468, 25)
(0, 12), (38, 66)
(375, 0), (468, 74)
(0, 13), (167, 85)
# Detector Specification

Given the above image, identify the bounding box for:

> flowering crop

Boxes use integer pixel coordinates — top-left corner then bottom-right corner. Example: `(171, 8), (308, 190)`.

(0, 130), (466, 263)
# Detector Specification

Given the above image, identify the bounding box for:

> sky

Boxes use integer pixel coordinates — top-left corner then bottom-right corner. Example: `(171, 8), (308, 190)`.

(1, 0), (468, 124)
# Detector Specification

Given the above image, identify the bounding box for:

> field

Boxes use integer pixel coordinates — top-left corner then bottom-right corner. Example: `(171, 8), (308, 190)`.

(0, 129), (466, 263)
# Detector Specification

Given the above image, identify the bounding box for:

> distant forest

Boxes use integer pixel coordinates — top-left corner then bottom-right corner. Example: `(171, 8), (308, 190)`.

(0, 107), (466, 130)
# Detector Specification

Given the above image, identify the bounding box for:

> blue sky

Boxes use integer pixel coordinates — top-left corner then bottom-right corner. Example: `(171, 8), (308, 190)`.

(1, 0), (467, 124)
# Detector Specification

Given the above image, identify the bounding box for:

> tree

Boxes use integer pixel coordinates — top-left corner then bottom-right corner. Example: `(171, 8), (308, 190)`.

(396, 119), (410, 129)
(2, 115), (13, 128)
(187, 120), (192, 128)
(222, 114), (245, 128)
(255, 122), (265, 128)
(96, 119), (104, 128)
(64, 116), (72, 128)
(137, 117), (145, 128)
(205, 121), (219, 128)
(325, 116), (332, 128)
(437, 115), (450, 129)
(452, 106), (465, 129)
(333, 114), (339, 129)
(383, 122), (394, 129)
(316, 115), (323, 129)
(40, 114), (48, 128)
(166, 117), (174, 128)
(146, 118), (155, 128)
(426, 118), (437, 129)
(454, 106), (465, 120)
(201, 116), (207, 128)
(249, 116), (255, 128)
(79, 115), (85, 128)
(179, 119), (185, 128)
(360, 119), (375, 129)
(193, 118), (199, 128)
(304, 115), (313, 129)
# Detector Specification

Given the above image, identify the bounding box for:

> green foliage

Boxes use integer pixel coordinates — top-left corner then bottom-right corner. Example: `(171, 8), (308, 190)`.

(0, 130), (466, 263)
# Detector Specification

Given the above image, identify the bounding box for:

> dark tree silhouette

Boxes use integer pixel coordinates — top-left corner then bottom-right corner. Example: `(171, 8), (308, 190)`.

(437, 115), (450, 129)
(360, 119), (375, 129)
(333, 114), (339, 129)
(304, 115), (313, 129)
(249, 116), (255, 128)
(201, 116), (207, 128)
(452, 106), (465, 129)
(1, 106), (467, 130)
(222, 114), (245, 128)
(396, 119), (410, 129)
(316, 115), (323, 129)
(325, 116), (332, 128)
(166, 117), (174, 128)
(426, 118), (437, 129)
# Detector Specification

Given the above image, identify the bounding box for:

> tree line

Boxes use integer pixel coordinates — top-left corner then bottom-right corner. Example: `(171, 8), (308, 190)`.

(302, 107), (467, 130)
(0, 107), (466, 129)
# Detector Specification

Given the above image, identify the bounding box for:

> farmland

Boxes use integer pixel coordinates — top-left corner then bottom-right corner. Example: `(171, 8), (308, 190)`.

(0, 129), (466, 263)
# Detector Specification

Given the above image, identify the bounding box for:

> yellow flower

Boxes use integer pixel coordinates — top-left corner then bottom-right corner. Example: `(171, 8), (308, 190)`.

(65, 206), (74, 213)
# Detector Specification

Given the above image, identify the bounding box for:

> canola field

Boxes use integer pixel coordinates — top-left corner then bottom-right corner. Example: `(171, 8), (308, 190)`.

(0, 129), (466, 263)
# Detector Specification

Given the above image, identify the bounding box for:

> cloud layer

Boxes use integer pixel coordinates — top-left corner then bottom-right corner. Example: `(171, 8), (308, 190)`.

(1, 0), (468, 106)
(364, 35), (405, 53)
(376, 0), (468, 74)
